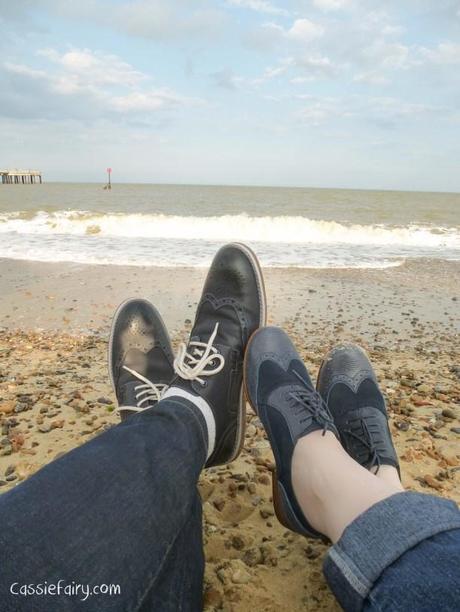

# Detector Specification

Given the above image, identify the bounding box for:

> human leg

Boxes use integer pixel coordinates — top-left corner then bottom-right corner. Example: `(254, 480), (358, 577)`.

(0, 242), (267, 611)
(0, 397), (208, 611)
(245, 329), (460, 611)
(316, 343), (460, 610)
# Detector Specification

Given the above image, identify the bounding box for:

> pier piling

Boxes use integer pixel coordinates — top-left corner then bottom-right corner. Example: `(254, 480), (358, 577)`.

(1, 169), (42, 185)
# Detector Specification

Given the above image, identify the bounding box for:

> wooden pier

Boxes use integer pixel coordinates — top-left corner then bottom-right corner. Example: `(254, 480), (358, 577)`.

(1, 169), (42, 184)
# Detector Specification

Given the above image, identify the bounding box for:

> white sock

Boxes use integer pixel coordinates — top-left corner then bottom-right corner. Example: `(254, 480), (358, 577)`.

(162, 387), (216, 460)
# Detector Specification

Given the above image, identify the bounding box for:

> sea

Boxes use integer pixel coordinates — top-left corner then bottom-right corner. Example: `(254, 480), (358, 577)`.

(0, 183), (459, 269)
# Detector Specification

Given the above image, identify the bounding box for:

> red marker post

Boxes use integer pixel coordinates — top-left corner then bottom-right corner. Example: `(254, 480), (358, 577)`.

(106, 167), (112, 189)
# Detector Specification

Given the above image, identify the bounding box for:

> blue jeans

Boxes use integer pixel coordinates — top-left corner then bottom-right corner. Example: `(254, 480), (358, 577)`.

(0, 397), (459, 611)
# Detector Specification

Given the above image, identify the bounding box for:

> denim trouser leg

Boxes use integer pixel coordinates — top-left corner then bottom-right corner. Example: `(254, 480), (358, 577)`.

(0, 397), (208, 611)
(138, 495), (205, 612)
(323, 491), (460, 611)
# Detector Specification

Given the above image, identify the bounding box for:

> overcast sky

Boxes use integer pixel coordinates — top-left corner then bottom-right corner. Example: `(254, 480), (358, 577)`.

(1, 0), (459, 191)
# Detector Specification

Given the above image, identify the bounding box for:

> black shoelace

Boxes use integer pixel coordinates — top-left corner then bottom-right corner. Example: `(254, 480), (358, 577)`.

(289, 370), (336, 436)
(343, 419), (381, 473)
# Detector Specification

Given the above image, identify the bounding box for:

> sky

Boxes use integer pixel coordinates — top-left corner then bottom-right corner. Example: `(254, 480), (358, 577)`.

(1, 0), (460, 191)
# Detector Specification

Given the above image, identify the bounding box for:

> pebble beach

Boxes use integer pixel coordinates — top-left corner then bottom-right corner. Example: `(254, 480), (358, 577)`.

(0, 257), (459, 611)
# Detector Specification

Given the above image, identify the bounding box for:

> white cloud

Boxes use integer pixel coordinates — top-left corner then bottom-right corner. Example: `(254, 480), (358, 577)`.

(115, 1), (227, 41)
(42, 0), (228, 43)
(1, 47), (199, 121)
(226, 0), (289, 16)
(287, 54), (337, 78)
(262, 18), (324, 43)
(250, 52), (337, 86)
(382, 24), (405, 36)
(287, 19), (324, 42)
(251, 64), (288, 85)
(312, 0), (352, 11)
(355, 39), (412, 82)
(3, 62), (47, 79)
(262, 65), (286, 79)
(369, 97), (441, 120)
(378, 42), (410, 69)
(353, 71), (389, 86)
(351, 37), (460, 84)
(419, 42), (460, 65)
(296, 94), (445, 127)
(38, 48), (146, 87)
(110, 89), (195, 112)
(297, 96), (351, 125)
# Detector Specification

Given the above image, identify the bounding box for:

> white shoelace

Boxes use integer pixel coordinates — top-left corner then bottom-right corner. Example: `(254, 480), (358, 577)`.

(174, 322), (225, 385)
(117, 365), (169, 414)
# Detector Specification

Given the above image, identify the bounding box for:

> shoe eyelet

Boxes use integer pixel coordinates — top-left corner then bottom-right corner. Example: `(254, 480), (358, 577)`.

(201, 381), (208, 388)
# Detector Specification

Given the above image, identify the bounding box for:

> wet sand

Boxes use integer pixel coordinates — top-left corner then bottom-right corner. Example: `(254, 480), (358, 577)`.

(0, 257), (459, 611)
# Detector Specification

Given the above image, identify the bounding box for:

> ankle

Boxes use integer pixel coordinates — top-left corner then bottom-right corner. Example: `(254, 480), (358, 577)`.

(290, 431), (403, 542)
(291, 431), (345, 536)
(373, 464), (404, 491)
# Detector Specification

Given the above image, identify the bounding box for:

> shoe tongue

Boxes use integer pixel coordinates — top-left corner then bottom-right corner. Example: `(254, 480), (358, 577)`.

(189, 330), (217, 351)
(191, 300), (239, 347)
(190, 318), (216, 343)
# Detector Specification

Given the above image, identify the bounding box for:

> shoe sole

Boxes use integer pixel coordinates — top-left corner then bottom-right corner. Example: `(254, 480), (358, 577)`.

(224, 242), (267, 465)
(107, 297), (173, 407)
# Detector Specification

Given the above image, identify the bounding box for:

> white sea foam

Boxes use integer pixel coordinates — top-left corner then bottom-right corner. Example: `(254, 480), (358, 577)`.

(0, 210), (459, 248)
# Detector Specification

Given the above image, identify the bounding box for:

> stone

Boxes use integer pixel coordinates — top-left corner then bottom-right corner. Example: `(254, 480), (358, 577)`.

(38, 423), (52, 433)
(258, 474), (270, 486)
(254, 439), (270, 449)
(15, 462), (39, 480)
(435, 384), (450, 394)
(50, 419), (65, 429)
(216, 568), (227, 585)
(231, 535), (245, 550)
(14, 403), (28, 413)
(203, 587), (222, 609)
(213, 498), (226, 512)
(9, 433), (25, 452)
(260, 506), (274, 519)
(423, 474), (442, 491)
(417, 383), (430, 395)
(231, 567), (250, 585)
(0, 401), (15, 415)
(442, 408), (456, 419)
(243, 547), (263, 567)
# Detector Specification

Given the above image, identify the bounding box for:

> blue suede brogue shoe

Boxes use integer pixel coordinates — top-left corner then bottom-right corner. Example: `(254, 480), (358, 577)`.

(317, 344), (400, 475)
(244, 326), (339, 539)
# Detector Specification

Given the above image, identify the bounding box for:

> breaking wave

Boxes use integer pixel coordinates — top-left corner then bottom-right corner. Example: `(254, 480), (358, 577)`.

(0, 210), (459, 248)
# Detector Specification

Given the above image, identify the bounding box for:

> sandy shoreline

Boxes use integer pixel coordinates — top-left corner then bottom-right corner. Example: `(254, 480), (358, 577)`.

(1, 257), (459, 341)
(0, 257), (459, 611)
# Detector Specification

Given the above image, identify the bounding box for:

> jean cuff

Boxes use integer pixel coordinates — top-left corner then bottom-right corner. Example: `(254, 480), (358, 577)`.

(323, 491), (460, 611)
